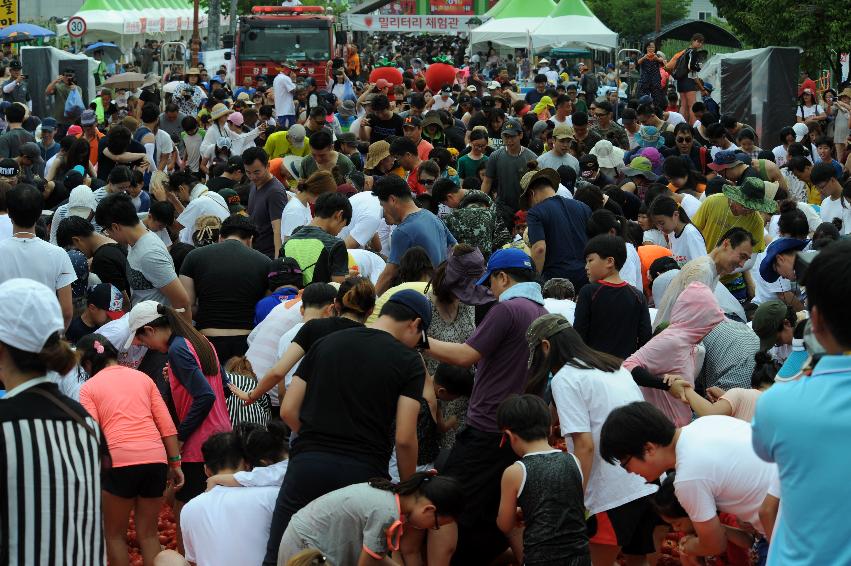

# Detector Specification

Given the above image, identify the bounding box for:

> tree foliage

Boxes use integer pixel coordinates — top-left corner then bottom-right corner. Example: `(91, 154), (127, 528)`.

(711, 0), (850, 78)
(586, 0), (689, 42)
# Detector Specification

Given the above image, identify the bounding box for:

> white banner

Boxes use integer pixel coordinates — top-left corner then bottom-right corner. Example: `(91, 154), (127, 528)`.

(346, 14), (476, 33)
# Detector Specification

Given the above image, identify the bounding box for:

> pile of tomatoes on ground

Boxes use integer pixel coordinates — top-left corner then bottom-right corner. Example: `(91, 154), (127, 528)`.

(126, 504), (178, 566)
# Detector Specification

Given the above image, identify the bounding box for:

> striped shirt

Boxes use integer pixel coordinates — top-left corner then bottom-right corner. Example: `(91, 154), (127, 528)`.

(697, 319), (760, 392)
(0, 378), (106, 566)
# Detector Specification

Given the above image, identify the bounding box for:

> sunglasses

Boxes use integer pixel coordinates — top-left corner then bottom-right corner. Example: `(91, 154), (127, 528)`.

(676, 137), (692, 143)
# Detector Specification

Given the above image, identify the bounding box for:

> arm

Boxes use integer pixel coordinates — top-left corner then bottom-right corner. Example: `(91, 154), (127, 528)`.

(356, 550), (396, 566)
(178, 275), (197, 313)
(682, 385), (732, 417)
(279, 375), (306, 431)
(373, 262), (398, 296)
(425, 338), (481, 368)
(496, 463), (522, 534)
(2, 79), (18, 94)
(629, 366), (669, 390)
(160, 279), (192, 322)
(759, 494), (779, 541)
(481, 175), (493, 195)
(44, 77), (61, 96)
(271, 219), (282, 259)
(570, 432), (594, 492)
(102, 148), (148, 163)
(230, 342), (306, 402)
(394, 395), (421, 481)
(169, 342), (217, 442)
(57, 285), (73, 328)
(530, 241), (546, 274)
(680, 516), (728, 557)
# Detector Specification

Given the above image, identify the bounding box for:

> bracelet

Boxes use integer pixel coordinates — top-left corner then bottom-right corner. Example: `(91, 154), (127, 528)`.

(168, 455), (182, 462)
(169, 460), (182, 468)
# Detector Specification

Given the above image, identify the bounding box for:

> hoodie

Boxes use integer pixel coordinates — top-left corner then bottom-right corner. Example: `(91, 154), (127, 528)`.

(625, 281), (724, 426)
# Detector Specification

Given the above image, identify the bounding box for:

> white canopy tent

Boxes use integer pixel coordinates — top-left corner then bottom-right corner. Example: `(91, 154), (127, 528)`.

(531, 0), (617, 51)
(470, 0), (555, 49)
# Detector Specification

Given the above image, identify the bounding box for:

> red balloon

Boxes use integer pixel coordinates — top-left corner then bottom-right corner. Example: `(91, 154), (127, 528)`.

(425, 62), (456, 92)
(368, 66), (403, 86)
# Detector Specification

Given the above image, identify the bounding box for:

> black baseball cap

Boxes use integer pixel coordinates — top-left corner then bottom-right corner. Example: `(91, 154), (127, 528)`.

(0, 158), (19, 177)
(579, 154), (599, 172)
(402, 115), (422, 128)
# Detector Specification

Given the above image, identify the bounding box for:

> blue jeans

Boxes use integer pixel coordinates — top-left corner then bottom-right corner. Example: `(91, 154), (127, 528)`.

(276, 115), (296, 129)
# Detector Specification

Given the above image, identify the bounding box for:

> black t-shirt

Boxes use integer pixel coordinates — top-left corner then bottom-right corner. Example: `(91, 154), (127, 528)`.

(293, 317), (363, 352)
(573, 281), (651, 359)
(367, 112), (404, 143)
(179, 239), (271, 330)
(91, 243), (131, 295)
(97, 137), (147, 181)
(66, 316), (97, 345)
(206, 176), (236, 193)
(293, 327), (425, 471)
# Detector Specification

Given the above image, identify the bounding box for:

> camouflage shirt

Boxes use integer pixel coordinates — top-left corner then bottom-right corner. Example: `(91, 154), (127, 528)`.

(443, 190), (512, 259)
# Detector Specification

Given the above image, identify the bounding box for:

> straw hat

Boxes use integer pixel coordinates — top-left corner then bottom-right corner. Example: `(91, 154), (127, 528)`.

(365, 140), (391, 170)
(210, 103), (232, 121)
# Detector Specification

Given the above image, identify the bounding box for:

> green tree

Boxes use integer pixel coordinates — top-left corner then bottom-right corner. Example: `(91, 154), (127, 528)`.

(586, 0), (689, 41)
(711, 0), (849, 79)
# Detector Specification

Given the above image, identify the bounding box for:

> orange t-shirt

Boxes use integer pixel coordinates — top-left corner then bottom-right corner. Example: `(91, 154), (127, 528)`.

(636, 244), (673, 295)
(78, 130), (104, 167)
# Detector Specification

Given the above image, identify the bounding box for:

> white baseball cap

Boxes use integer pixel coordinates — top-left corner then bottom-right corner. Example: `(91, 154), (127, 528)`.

(67, 186), (97, 218)
(0, 278), (64, 353)
(792, 122), (809, 142)
(488, 80), (501, 90)
(123, 300), (165, 350)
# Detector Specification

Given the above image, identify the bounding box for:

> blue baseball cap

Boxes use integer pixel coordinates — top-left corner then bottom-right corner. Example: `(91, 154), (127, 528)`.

(759, 237), (809, 283)
(385, 289), (433, 330)
(476, 248), (534, 285)
(777, 320), (825, 380)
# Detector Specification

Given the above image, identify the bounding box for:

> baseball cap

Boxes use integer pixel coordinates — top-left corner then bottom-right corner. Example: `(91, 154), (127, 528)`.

(80, 110), (98, 126)
(123, 301), (166, 350)
(19, 142), (40, 160)
(67, 185), (97, 217)
(792, 122), (809, 142)
(0, 157), (19, 177)
(440, 86), (451, 95)
(225, 155), (244, 173)
(384, 289), (433, 330)
(579, 154), (599, 172)
(488, 80), (501, 90)
(466, 85), (477, 92)
(227, 111), (244, 126)
(552, 124), (575, 140)
(287, 123), (306, 147)
(777, 319), (825, 380)
(41, 117), (58, 132)
(402, 115), (422, 128)
(526, 313), (572, 366)
(219, 188), (245, 214)
(87, 283), (125, 320)
(751, 300), (789, 352)
(267, 257), (303, 290)
(759, 237), (809, 283)
(476, 248), (534, 285)
(9, 59), (21, 70)
(0, 278), (65, 353)
(67, 125), (83, 137)
(501, 119), (522, 137)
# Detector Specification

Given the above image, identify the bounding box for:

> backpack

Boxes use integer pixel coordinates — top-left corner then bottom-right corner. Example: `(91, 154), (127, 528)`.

(64, 88), (85, 119)
(667, 49), (691, 81)
(282, 236), (331, 285)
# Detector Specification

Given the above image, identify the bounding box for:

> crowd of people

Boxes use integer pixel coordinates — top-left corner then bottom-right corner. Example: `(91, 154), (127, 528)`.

(1, 31), (851, 566)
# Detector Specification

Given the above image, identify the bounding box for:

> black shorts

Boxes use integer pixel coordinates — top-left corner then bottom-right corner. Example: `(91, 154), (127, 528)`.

(102, 463), (168, 499)
(176, 462), (207, 504)
(586, 494), (659, 556)
(676, 77), (698, 93)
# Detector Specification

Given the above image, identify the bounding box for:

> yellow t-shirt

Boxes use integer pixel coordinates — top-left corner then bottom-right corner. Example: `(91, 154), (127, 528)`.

(691, 193), (766, 254)
(263, 131), (312, 159)
(805, 182), (821, 206)
(366, 281), (430, 325)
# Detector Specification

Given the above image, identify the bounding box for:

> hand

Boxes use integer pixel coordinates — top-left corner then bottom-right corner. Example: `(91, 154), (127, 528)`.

(660, 373), (682, 386)
(228, 383), (255, 405)
(258, 121), (267, 132)
(165, 191), (182, 208)
(706, 386), (725, 403)
(667, 379), (692, 403)
(168, 465), (185, 491)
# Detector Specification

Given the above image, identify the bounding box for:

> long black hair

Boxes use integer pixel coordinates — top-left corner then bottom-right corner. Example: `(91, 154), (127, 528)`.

(652, 472), (687, 518)
(369, 472), (465, 518)
(77, 333), (119, 377)
(137, 304), (219, 375)
(526, 325), (622, 395)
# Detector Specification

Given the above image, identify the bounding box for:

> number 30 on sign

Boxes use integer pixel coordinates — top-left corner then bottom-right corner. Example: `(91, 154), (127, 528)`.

(67, 16), (87, 38)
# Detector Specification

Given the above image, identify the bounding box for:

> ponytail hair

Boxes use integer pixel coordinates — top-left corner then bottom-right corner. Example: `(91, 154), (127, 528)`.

(138, 305), (219, 375)
(648, 195), (691, 224)
(336, 275), (376, 320)
(76, 333), (119, 377)
(285, 549), (334, 566)
(234, 420), (289, 468)
(586, 208), (627, 238)
(3, 331), (77, 376)
(369, 472), (465, 518)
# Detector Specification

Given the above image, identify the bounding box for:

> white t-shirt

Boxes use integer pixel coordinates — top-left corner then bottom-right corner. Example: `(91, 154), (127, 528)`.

(552, 364), (658, 514)
(543, 298), (576, 324)
(674, 415), (779, 535)
(550, 114), (573, 128)
(277, 322), (304, 395)
(176, 189), (231, 244)
(819, 196), (851, 235)
(679, 193), (701, 218)
(280, 197), (312, 238)
(338, 191), (384, 248)
(246, 299), (303, 385)
(664, 111), (686, 126)
(273, 73), (296, 117)
(0, 236), (77, 290)
(767, 202), (821, 239)
(431, 96), (454, 110)
(623, 243), (643, 291)
(798, 104), (824, 120)
(772, 145), (788, 167)
(348, 248), (386, 285)
(349, 116), (363, 139)
(643, 229), (667, 247)
(0, 213), (11, 241)
(181, 485), (280, 566)
(710, 142), (740, 159)
(669, 223), (707, 266)
(751, 250), (792, 305)
(233, 459), (289, 488)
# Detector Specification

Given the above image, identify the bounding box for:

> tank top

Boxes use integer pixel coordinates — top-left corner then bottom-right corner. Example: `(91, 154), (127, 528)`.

(517, 450), (590, 565)
(168, 336), (232, 462)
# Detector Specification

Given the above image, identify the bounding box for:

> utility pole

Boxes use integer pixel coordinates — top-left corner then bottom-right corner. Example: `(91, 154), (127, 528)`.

(191, 0), (200, 66)
(655, 0), (661, 34)
(229, 0), (239, 37)
(209, 0), (222, 50)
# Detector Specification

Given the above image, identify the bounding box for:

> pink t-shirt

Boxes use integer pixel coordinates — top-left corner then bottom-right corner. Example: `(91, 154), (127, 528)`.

(80, 365), (177, 467)
(720, 388), (763, 422)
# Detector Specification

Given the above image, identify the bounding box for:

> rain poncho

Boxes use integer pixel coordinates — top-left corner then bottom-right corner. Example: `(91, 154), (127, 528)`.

(624, 282), (724, 426)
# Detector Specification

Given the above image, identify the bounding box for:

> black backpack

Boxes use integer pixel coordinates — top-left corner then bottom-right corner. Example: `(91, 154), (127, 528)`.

(672, 50), (692, 81)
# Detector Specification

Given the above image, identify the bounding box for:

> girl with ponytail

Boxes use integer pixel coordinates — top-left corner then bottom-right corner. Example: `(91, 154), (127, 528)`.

(648, 195), (707, 266)
(231, 276), (376, 405)
(126, 300), (232, 549)
(278, 472), (464, 565)
(78, 333), (184, 566)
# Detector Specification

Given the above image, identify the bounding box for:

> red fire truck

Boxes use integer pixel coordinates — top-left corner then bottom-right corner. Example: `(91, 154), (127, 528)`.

(229, 6), (336, 88)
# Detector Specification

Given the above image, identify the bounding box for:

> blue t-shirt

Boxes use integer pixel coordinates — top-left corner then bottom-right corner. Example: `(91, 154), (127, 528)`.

(751, 354), (851, 566)
(254, 287), (300, 326)
(388, 209), (457, 266)
(526, 195), (592, 283)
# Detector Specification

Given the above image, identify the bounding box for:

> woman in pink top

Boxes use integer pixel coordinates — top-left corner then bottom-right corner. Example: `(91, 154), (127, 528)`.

(623, 282), (724, 426)
(78, 333), (183, 566)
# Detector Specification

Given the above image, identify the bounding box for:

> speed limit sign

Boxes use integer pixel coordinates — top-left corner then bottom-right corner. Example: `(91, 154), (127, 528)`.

(67, 16), (87, 38)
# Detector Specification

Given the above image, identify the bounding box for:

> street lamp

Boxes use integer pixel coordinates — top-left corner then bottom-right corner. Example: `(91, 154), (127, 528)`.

(467, 16), (482, 61)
